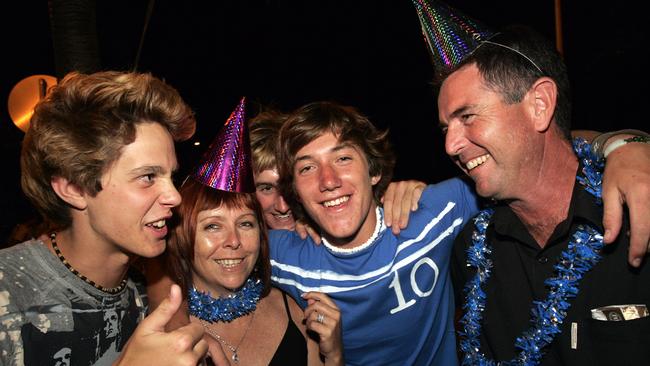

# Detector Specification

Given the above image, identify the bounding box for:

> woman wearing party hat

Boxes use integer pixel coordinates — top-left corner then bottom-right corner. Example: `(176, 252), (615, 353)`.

(165, 98), (344, 366)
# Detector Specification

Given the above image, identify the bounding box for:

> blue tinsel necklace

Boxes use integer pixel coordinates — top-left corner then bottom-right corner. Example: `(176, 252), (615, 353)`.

(459, 138), (604, 366)
(189, 277), (264, 323)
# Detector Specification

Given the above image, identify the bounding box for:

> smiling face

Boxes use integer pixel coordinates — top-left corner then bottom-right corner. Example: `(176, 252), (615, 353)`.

(191, 203), (261, 296)
(438, 64), (536, 200)
(292, 132), (380, 248)
(82, 122), (181, 258)
(253, 168), (295, 230)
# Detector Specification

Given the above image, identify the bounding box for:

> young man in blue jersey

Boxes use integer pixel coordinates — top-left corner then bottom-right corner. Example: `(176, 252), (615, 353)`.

(269, 101), (480, 366)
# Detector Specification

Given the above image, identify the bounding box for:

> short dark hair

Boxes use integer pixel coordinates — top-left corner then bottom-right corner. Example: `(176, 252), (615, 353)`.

(440, 25), (572, 138)
(276, 101), (395, 219)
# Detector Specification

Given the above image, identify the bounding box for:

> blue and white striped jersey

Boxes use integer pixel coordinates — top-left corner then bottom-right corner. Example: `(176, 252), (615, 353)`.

(270, 177), (479, 366)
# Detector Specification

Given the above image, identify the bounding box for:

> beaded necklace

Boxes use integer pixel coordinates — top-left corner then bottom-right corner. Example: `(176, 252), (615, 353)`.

(459, 139), (604, 366)
(189, 277), (263, 322)
(50, 232), (128, 294)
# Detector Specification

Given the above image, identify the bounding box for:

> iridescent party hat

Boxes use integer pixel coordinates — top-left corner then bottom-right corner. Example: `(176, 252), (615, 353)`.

(411, 0), (494, 76)
(192, 97), (255, 193)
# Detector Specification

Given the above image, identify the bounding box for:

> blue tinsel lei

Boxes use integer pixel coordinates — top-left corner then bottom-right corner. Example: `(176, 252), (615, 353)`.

(189, 277), (263, 323)
(459, 138), (604, 366)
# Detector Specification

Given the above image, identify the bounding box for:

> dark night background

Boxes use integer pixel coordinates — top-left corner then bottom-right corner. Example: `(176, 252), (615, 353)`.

(1, 1), (647, 244)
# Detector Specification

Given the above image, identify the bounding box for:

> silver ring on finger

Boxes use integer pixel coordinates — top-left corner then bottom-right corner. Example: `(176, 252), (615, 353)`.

(316, 313), (325, 324)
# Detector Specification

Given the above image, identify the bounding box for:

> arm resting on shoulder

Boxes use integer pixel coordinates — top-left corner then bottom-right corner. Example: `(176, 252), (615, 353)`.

(575, 129), (650, 267)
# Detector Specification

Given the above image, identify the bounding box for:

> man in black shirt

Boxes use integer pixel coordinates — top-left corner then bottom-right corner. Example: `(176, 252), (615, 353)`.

(431, 17), (650, 366)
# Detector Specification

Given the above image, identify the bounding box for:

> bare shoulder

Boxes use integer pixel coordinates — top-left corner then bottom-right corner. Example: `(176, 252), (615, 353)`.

(258, 287), (288, 317)
(278, 289), (308, 333)
(263, 288), (305, 323)
(264, 287), (284, 307)
(285, 292), (304, 314)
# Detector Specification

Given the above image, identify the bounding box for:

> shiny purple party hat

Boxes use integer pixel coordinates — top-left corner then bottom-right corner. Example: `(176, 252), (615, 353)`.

(192, 97), (255, 193)
(411, 0), (494, 76)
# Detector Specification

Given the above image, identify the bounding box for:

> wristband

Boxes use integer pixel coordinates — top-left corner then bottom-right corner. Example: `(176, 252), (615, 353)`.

(603, 135), (650, 158)
(591, 129), (650, 158)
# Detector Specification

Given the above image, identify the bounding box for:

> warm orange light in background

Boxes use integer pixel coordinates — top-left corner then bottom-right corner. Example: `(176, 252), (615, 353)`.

(8, 75), (57, 132)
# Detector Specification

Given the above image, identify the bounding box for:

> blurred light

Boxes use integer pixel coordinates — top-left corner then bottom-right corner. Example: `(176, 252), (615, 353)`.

(8, 75), (57, 132)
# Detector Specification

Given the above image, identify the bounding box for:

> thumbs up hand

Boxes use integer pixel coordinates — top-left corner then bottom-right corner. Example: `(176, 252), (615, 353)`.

(114, 284), (208, 366)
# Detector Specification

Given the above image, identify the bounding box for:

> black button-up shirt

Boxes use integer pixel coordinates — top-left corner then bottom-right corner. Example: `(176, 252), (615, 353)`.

(451, 178), (650, 365)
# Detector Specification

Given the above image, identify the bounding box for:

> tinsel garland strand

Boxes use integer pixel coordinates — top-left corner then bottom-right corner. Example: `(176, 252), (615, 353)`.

(189, 277), (263, 323)
(459, 138), (604, 366)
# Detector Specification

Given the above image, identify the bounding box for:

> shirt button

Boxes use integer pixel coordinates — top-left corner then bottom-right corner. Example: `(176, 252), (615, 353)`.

(538, 256), (548, 264)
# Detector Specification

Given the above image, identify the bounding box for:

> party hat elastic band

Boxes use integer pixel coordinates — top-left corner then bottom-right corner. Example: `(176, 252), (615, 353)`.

(478, 39), (544, 74)
(192, 97), (255, 193)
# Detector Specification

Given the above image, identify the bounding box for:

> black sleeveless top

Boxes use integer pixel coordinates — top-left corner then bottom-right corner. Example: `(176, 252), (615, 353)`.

(269, 292), (308, 365)
(204, 292), (307, 366)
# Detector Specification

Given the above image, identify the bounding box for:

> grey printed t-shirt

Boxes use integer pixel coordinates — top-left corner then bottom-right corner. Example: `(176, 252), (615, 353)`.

(0, 240), (148, 366)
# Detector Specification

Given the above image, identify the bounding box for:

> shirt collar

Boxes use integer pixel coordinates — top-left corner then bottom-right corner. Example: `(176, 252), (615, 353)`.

(321, 206), (386, 256)
(492, 165), (602, 247)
